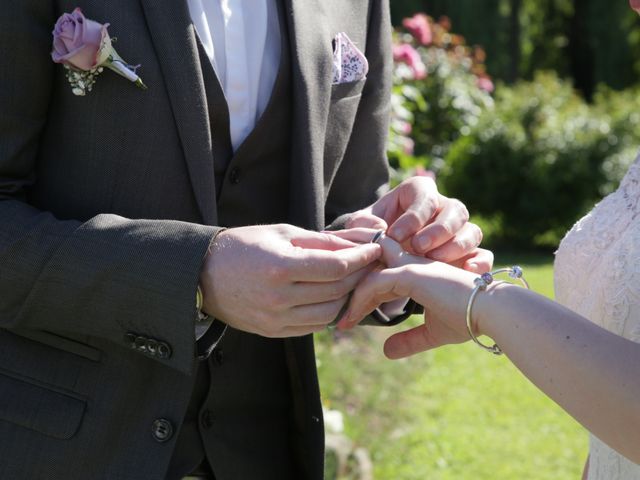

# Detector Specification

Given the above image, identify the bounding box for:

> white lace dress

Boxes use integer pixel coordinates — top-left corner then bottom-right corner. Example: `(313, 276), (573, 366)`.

(554, 156), (640, 479)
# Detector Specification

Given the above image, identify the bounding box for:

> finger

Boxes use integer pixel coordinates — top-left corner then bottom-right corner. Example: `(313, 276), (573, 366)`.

(386, 179), (440, 243)
(289, 243), (381, 282)
(290, 264), (376, 305)
(376, 232), (428, 269)
(446, 253), (477, 270)
(410, 198), (469, 253)
(329, 230), (428, 269)
(383, 323), (445, 359)
(325, 228), (383, 244)
(266, 324), (328, 338)
(345, 211), (388, 230)
(462, 248), (494, 274)
(290, 231), (359, 251)
(425, 223), (483, 264)
(290, 295), (351, 326)
(338, 268), (411, 329)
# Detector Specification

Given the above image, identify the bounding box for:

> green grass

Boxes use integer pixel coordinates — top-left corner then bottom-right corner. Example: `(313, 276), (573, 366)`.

(317, 251), (588, 479)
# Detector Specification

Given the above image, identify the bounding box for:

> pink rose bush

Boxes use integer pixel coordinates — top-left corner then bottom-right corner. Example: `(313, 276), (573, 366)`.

(402, 14), (432, 46)
(392, 14), (493, 89)
(388, 12), (494, 183)
(392, 44), (427, 80)
(477, 76), (495, 93)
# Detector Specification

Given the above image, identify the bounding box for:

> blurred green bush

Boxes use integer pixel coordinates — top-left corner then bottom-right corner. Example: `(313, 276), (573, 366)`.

(439, 72), (640, 248)
(389, 13), (640, 249)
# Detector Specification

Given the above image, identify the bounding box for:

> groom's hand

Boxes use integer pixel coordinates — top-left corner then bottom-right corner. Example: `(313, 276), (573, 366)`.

(199, 224), (381, 337)
(345, 177), (491, 272)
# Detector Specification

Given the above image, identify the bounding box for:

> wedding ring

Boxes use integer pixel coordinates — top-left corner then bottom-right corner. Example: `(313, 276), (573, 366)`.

(371, 230), (385, 244)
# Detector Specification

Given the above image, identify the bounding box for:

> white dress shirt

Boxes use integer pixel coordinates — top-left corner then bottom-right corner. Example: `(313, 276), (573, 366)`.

(187, 0), (281, 151)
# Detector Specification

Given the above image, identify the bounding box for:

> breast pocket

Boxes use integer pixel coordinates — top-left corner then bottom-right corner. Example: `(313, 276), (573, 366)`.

(330, 78), (366, 100)
(0, 329), (102, 394)
(324, 79), (366, 191)
(0, 368), (86, 440)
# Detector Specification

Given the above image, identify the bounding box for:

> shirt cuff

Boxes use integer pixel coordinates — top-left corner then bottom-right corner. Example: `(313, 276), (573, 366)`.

(379, 298), (410, 318)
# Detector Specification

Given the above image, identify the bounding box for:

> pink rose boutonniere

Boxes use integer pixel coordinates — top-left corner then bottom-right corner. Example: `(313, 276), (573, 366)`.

(51, 8), (147, 96)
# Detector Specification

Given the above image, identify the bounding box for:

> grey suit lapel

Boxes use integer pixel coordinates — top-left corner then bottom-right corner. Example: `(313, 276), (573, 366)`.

(283, 0), (333, 230)
(139, 0), (217, 225)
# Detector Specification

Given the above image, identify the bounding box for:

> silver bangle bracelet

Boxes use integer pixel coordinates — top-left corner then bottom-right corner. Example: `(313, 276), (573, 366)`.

(465, 266), (529, 355)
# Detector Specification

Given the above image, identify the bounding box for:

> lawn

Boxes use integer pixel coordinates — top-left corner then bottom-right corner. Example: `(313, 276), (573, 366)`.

(316, 251), (588, 479)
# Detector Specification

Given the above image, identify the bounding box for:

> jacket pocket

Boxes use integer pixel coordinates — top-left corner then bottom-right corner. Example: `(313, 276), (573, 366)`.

(0, 368), (86, 440)
(324, 80), (366, 190)
(11, 329), (102, 362)
(330, 78), (366, 100)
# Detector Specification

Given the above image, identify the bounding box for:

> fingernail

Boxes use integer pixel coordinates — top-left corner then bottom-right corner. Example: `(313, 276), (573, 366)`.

(429, 250), (445, 261)
(337, 321), (351, 331)
(418, 236), (431, 251)
(374, 220), (387, 230)
(338, 309), (351, 326)
(389, 227), (407, 241)
(337, 313), (360, 331)
(468, 262), (479, 272)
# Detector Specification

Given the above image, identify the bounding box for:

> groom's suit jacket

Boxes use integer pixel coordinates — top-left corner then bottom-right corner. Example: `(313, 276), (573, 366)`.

(0, 0), (393, 478)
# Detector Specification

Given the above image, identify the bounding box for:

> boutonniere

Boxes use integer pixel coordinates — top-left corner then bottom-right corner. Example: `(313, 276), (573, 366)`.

(51, 8), (147, 96)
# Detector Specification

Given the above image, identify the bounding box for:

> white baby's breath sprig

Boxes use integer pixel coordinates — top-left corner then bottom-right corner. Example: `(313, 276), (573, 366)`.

(64, 65), (104, 96)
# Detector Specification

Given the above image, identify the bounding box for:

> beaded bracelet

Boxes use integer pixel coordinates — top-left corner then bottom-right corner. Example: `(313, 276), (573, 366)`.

(465, 266), (529, 355)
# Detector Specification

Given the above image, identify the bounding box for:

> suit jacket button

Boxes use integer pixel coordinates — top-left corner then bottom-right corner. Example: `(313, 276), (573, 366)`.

(200, 410), (214, 430)
(135, 336), (147, 352)
(229, 167), (241, 184)
(157, 342), (172, 359)
(146, 339), (158, 355)
(213, 349), (224, 365)
(124, 333), (137, 349)
(151, 418), (173, 442)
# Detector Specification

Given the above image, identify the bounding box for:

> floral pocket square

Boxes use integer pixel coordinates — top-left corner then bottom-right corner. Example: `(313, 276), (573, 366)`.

(332, 32), (369, 85)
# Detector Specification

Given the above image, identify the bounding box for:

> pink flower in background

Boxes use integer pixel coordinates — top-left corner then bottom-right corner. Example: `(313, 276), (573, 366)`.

(403, 138), (415, 155)
(439, 16), (452, 32)
(393, 120), (412, 135)
(414, 166), (436, 180)
(477, 76), (495, 93)
(631, 0), (640, 14)
(403, 14), (433, 45)
(393, 44), (427, 80)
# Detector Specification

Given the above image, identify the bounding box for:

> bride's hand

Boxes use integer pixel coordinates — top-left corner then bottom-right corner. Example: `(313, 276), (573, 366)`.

(332, 229), (486, 359)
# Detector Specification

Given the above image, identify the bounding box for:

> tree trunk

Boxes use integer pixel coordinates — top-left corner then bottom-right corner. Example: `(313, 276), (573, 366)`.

(508, 0), (522, 82)
(569, 0), (595, 99)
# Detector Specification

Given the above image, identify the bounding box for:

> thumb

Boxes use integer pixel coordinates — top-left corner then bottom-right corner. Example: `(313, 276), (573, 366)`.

(383, 321), (446, 359)
(346, 211), (389, 230)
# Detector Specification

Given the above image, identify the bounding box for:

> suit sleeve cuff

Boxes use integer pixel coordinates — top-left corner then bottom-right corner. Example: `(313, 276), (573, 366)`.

(359, 299), (422, 327)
